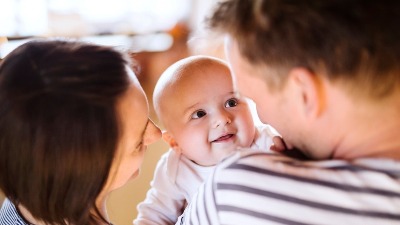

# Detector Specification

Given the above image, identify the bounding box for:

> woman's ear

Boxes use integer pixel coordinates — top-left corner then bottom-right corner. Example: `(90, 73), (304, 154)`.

(162, 131), (181, 153)
(289, 68), (326, 118)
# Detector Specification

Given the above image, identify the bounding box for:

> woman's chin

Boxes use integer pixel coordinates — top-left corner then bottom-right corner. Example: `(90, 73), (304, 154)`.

(111, 170), (141, 191)
(130, 170), (140, 180)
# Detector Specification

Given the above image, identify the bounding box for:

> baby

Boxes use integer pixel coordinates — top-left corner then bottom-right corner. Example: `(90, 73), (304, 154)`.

(134, 55), (278, 225)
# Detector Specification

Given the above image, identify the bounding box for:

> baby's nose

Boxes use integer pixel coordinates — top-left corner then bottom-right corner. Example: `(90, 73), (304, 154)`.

(212, 110), (232, 128)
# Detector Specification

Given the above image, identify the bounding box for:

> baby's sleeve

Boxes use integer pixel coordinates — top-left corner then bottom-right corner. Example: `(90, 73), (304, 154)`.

(250, 124), (279, 152)
(134, 150), (186, 225)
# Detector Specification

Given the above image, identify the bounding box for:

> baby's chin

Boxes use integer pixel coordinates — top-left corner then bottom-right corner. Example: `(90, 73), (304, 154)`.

(215, 146), (239, 162)
(192, 148), (236, 167)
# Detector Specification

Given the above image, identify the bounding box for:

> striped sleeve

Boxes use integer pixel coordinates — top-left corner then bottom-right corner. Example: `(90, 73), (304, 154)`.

(0, 198), (28, 225)
(179, 149), (400, 225)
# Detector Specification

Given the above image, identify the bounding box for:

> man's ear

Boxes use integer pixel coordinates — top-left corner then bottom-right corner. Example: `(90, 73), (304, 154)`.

(162, 131), (181, 153)
(289, 68), (325, 118)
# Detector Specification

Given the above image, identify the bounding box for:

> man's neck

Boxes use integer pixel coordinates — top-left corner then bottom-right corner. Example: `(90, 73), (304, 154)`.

(332, 95), (400, 160)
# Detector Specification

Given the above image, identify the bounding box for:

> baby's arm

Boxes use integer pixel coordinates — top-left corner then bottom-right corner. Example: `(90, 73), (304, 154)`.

(134, 151), (186, 225)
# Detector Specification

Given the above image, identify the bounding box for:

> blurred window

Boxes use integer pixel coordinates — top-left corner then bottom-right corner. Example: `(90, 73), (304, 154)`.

(0, 0), (190, 36)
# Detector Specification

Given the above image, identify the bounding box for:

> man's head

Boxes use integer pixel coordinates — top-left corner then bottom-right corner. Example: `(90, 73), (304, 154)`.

(209, 0), (400, 159)
(153, 55), (255, 166)
(211, 0), (400, 95)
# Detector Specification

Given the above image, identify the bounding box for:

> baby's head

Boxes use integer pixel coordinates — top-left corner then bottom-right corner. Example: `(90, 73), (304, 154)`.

(153, 55), (256, 166)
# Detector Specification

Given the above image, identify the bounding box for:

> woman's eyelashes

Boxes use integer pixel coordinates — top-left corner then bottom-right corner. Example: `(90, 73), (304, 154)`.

(133, 141), (144, 154)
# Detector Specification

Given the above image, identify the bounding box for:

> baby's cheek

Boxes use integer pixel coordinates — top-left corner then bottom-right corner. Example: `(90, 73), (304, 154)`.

(237, 126), (255, 148)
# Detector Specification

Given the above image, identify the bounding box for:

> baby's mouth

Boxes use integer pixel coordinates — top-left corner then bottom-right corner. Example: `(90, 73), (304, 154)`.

(212, 134), (234, 142)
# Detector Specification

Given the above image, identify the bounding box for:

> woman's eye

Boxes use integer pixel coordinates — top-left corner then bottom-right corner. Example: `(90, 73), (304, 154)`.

(225, 98), (238, 108)
(134, 142), (144, 153)
(191, 110), (206, 119)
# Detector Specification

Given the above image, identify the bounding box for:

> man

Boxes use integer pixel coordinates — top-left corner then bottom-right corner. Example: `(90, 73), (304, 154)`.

(177, 0), (400, 224)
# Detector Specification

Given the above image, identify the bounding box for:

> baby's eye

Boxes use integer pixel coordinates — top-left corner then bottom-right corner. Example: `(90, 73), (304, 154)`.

(225, 98), (238, 108)
(191, 110), (206, 119)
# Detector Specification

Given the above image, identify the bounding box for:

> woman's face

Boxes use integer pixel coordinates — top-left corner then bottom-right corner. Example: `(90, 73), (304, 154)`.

(106, 69), (161, 192)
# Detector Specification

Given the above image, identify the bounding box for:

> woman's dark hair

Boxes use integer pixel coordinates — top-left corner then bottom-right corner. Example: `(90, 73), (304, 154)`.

(0, 40), (132, 224)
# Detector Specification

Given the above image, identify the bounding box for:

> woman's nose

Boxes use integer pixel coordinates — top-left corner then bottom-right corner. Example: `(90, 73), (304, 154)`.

(143, 119), (161, 145)
(212, 109), (232, 128)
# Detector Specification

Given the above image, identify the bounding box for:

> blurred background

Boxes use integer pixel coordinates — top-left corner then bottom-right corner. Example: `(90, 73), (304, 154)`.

(0, 0), (227, 225)
(0, 0), (224, 57)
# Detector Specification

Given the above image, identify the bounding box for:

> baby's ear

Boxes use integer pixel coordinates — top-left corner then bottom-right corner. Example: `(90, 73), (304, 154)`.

(162, 131), (181, 153)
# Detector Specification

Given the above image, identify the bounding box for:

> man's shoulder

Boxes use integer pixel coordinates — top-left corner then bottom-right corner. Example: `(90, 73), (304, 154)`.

(216, 149), (297, 170)
(221, 148), (294, 163)
(208, 152), (400, 225)
(213, 149), (400, 184)
(180, 151), (400, 225)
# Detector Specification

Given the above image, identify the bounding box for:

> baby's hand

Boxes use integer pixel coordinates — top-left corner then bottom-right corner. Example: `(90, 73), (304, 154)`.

(270, 136), (287, 152)
(270, 136), (309, 160)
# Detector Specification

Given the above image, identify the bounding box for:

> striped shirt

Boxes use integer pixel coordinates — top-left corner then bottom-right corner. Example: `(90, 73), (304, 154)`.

(0, 199), (29, 225)
(177, 149), (400, 225)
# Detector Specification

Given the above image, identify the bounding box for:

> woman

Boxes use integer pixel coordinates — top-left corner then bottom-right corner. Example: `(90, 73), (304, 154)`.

(0, 40), (161, 224)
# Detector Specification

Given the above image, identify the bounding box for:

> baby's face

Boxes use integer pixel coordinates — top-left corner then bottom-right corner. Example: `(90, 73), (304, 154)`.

(165, 62), (255, 166)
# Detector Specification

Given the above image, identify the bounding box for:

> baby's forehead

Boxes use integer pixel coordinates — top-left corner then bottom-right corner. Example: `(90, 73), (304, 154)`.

(181, 56), (228, 70)
(165, 62), (234, 100)
(174, 58), (231, 81)
(155, 56), (233, 108)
